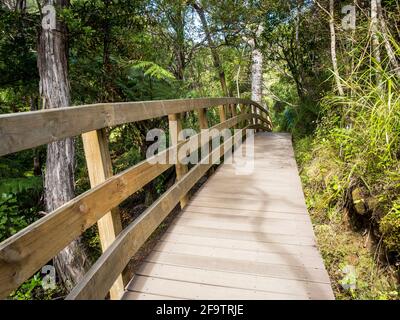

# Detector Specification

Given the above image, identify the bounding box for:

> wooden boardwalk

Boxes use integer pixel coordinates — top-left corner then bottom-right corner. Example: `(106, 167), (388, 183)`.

(123, 133), (334, 300)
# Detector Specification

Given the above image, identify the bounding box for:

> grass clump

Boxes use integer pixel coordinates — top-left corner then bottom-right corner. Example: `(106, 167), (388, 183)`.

(293, 62), (400, 299)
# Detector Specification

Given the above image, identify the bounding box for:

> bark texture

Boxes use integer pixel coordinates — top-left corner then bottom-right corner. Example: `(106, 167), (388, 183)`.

(329, 0), (344, 96)
(370, 0), (381, 65)
(251, 47), (263, 104)
(376, 0), (400, 77)
(38, 0), (90, 290)
(248, 25), (264, 119)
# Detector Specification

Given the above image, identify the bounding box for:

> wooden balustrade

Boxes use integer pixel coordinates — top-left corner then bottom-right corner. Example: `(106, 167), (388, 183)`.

(0, 97), (272, 299)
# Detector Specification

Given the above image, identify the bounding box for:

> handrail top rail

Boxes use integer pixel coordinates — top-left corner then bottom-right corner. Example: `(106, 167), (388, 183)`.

(0, 97), (266, 119)
(0, 97), (269, 157)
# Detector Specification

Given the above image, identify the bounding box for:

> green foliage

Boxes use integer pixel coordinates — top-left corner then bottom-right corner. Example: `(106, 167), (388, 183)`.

(0, 5), (39, 89)
(314, 222), (399, 300)
(113, 147), (142, 172)
(0, 195), (28, 242)
(10, 272), (64, 300)
(294, 28), (400, 298)
(380, 200), (400, 253)
(0, 177), (42, 195)
(0, 176), (43, 242)
(131, 61), (175, 81)
(10, 274), (42, 300)
(81, 226), (102, 263)
(0, 150), (44, 242)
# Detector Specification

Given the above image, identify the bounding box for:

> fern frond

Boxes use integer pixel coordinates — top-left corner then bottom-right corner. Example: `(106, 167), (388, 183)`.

(130, 61), (174, 81)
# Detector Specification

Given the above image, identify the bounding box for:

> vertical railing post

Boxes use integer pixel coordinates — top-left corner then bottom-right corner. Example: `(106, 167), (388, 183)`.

(168, 113), (189, 208)
(231, 104), (237, 118)
(250, 104), (256, 126)
(197, 107), (215, 176)
(248, 104), (254, 127)
(231, 104), (237, 128)
(239, 104), (246, 128)
(81, 128), (125, 300)
(253, 105), (261, 130)
(266, 111), (272, 130)
(218, 105), (226, 123)
(227, 104), (232, 118)
(197, 108), (208, 130)
(253, 106), (259, 130)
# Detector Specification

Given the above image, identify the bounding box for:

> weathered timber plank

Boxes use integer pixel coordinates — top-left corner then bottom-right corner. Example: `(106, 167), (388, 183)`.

(168, 113), (189, 208)
(166, 224), (317, 246)
(170, 216), (313, 236)
(159, 233), (319, 256)
(126, 275), (302, 300)
(151, 241), (326, 269)
(144, 251), (332, 283)
(130, 262), (333, 299)
(82, 128), (125, 299)
(186, 197), (308, 214)
(183, 205), (310, 220)
(178, 211), (313, 228)
(122, 291), (183, 300)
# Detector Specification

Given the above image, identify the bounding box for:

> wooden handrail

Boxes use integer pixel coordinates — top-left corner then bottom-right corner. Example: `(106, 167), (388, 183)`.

(66, 127), (250, 300)
(0, 97), (268, 156)
(0, 97), (272, 299)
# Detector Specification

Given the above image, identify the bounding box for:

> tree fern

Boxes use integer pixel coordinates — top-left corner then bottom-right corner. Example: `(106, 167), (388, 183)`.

(130, 61), (175, 81)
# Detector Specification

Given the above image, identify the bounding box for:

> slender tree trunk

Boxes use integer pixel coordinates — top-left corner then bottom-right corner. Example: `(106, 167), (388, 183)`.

(191, 2), (229, 96)
(295, 0), (300, 43)
(248, 25), (264, 120)
(250, 46), (263, 123)
(38, 0), (90, 291)
(16, 0), (26, 11)
(329, 0), (344, 96)
(251, 47), (263, 104)
(371, 0), (383, 87)
(371, 0), (381, 63)
(377, 0), (400, 77)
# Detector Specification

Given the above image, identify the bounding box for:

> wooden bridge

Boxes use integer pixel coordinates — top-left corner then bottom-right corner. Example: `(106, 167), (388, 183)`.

(0, 97), (334, 300)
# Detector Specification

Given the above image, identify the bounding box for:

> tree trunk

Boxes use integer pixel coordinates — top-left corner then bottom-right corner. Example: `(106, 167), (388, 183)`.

(371, 0), (381, 64)
(248, 25), (264, 120)
(38, 0), (90, 291)
(377, 0), (400, 77)
(192, 1), (229, 96)
(295, 0), (300, 43)
(329, 0), (344, 96)
(251, 48), (263, 104)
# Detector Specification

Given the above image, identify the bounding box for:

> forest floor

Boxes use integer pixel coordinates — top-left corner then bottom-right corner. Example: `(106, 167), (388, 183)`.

(293, 137), (399, 300)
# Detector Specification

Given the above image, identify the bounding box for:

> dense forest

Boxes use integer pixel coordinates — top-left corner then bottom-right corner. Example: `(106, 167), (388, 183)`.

(0, 0), (399, 300)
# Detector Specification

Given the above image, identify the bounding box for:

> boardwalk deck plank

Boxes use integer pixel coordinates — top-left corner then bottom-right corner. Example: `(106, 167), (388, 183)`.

(122, 133), (334, 300)
(127, 262), (333, 299)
